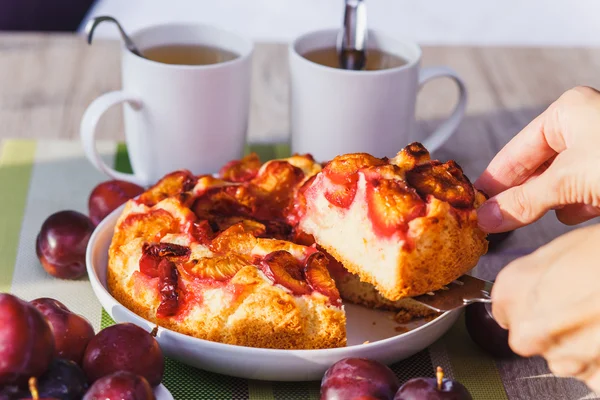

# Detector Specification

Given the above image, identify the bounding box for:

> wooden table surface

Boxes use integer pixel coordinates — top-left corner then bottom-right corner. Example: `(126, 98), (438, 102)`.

(1, 32), (600, 398)
(3, 33), (600, 144)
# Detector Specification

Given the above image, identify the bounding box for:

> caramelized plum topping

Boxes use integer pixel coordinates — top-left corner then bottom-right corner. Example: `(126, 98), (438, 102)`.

(323, 153), (386, 184)
(210, 222), (258, 254)
(219, 153), (262, 182)
(305, 252), (341, 305)
(238, 218), (268, 237)
(253, 160), (305, 193)
(147, 242), (191, 258)
(209, 217), (267, 238)
(291, 229), (316, 247)
(190, 220), (216, 245)
(406, 161), (475, 208)
(251, 161), (305, 220)
(324, 180), (358, 209)
(288, 230), (348, 282)
(391, 142), (431, 170)
(321, 154), (386, 209)
(116, 209), (179, 245)
(184, 254), (247, 281)
(192, 186), (254, 220)
(366, 174), (426, 237)
(200, 160), (310, 225)
(137, 170), (196, 206)
(192, 175), (229, 196)
(366, 164), (403, 180)
(139, 253), (160, 278)
(177, 191), (196, 208)
(156, 259), (179, 318)
(285, 154), (321, 177)
(261, 219), (293, 240)
(222, 185), (257, 214)
(139, 242), (190, 278)
(260, 250), (311, 295)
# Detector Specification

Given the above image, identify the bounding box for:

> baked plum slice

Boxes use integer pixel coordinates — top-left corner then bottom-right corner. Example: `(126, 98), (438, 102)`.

(391, 142), (431, 170)
(219, 153), (262, 182)
(405, 161), (475, 208)
(322, 153), (386, 209)
(183, 254), (247, 281)
(305, 252), (341, 305)
(137, 170), (196, 206)
(365, 169), (426, 237)
(139, 242), (191, 278)
(259, 250), (311, 295)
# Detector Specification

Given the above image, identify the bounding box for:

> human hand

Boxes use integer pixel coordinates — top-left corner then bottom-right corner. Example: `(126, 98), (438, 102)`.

(475, 86), (600, 233)
(491, 223), (600, 392)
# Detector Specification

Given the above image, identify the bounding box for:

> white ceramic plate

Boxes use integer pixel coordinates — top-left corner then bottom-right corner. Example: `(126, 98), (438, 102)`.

(86, 206), (460, 381)
(154, 384), (174, 400)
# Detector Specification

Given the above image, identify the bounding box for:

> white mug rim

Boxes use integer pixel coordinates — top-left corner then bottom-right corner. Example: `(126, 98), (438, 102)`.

(290, 28), (422, 76)
(123, 22), (254, 71)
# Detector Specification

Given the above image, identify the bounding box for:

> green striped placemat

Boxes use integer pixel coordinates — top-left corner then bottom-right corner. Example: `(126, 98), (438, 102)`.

(1, 139), (509, 400)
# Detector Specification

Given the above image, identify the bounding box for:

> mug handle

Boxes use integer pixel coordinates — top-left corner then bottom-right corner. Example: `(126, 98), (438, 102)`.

(80, 91), (145, 186)
(417, 66), (468, 152)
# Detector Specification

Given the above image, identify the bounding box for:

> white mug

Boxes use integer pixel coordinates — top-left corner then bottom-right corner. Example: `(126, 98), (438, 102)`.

(289, 29), (467, 161)
(81, 23), (253, 186)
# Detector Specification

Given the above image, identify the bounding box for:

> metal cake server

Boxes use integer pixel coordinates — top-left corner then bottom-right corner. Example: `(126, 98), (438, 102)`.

(412, 275), (493, 312)
(337, 0), (368, 70)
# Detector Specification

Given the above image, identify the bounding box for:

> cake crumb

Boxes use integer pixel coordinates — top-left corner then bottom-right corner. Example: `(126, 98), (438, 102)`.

(394, 326), (409, 334)
(393, 310), (413, 324)
(363, 340), (370, 345)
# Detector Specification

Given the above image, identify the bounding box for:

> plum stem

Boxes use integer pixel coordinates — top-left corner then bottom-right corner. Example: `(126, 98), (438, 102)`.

(436, 366), (444, 391)
(28, 377), (39, 400)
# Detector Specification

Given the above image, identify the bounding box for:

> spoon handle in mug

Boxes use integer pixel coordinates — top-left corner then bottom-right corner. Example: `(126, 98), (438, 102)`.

(337, 0), (368, 70)
(85, 16), (144, 58)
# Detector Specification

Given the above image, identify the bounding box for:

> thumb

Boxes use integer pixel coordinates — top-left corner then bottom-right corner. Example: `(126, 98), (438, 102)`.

(477, 150), (599, 232)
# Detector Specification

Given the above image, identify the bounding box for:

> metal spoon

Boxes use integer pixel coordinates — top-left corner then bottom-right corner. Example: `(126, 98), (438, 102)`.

(337, 0), (368, 70)
(85, 16), (144, 58)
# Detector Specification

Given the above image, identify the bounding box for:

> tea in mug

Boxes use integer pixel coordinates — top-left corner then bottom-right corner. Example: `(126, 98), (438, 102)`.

(302, 47), (407, 71)
(142, 44), (239, 66)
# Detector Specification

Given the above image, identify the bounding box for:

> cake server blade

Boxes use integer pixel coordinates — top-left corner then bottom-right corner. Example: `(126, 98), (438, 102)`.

(411, 275), (493, 312)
